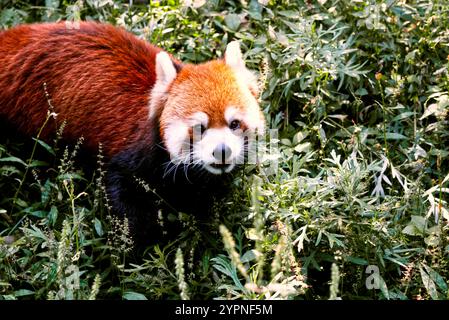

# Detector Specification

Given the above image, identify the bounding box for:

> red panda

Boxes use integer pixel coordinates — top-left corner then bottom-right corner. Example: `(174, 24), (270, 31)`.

(0, 22), (265, 246)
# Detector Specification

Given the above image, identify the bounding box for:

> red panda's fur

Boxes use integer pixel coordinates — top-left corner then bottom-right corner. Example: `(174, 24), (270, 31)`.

(0, 22), (262, 248)
(0, 22), (162, 158)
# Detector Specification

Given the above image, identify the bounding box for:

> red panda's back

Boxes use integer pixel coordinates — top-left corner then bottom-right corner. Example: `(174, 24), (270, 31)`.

(0, 22), (161, 158)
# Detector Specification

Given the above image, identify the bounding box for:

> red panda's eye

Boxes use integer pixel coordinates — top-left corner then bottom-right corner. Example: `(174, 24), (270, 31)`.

(229, 120), (241, 130)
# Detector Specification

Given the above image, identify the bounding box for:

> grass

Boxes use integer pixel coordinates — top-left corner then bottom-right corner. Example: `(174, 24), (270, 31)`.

(0, 0), (448, 300)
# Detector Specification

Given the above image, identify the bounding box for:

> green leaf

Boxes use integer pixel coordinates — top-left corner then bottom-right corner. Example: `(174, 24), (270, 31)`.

(48, 206), (58, 226)
(123, 292), (147, 300)
(424, 234), (440, 246)
(31, 210), (47, 218)
(248, 0), (262, 21)
(345, 256), (368, 265)
(224, 14), (241, 31)
(323, 232), (345, 249)
(0, 8), (27, 27)
(45, 0), (60, 9)
(411, 216), (426, 232)
(24, 225), (49, 242)
(385, 133), (408, 140)
(41, 180), (52, 204)
(355, 88), (368, 96)
(293, 131), (309, 144)
(402, 225), (420, 236)
(294, 142), (312, 153)
(15, 198), (28, 208)
(240, 249), (262, 263)
(211, 256), (235, 279)
(419, 265), (439, 300)
(245, 228), (262, 241)
(422, 264), (448, 292)
(57, 173), (85, 181)
(28, 160), (50, 168)
(0, 165), (21, 175)
(94, 218), (103, 237)
(391, 112), (416, 122)
(0, 156), (27, 166)
(13, 289), (34, 297)
(378, 277), (390, 300)
(403, 216), (427, 236)
(211, 256), (245, 291)
(32, 138), (55, 156)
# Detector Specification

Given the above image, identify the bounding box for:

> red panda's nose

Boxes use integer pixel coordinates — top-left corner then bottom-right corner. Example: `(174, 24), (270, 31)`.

(213, 144), (232, 164)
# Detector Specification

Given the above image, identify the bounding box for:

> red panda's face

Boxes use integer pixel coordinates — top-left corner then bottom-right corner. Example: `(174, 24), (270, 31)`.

(150, 42), (265, 175)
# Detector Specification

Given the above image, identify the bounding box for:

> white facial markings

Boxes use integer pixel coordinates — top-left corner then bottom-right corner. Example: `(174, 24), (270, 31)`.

(197, 127), (241, 164)
(231, 76), (264, 133)
(163, 106), (263, 176)
(164, 115), (244, 175)
(196, 127), (242, 174)
(163, 113), (207, 165)
(189, 111), (209, 128)
(164, 120), (189, 163)
(163, 105), (263, 175)
(224, 106), (241, 124)
(225, 105), (264, 135)
(243, 101), (265, 134)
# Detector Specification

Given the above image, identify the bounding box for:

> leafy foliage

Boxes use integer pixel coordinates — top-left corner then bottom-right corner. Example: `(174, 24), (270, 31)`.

(1, 0), (448, 300)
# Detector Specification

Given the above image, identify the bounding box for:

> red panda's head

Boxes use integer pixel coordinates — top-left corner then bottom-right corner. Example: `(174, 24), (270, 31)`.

(150, 42), (265, 175)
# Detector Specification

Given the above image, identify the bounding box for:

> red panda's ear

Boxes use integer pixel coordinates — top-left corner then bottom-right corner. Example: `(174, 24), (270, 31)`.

(150, 52), (181, 120)
(155, 52), (178, 87)
(225, 41), (245, 70)
(225, 41), (259, 98)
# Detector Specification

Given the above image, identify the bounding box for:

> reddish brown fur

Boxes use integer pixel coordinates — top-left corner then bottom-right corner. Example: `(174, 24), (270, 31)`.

(162, 61), (246, 128)
(158, 61), (256, 143)
(0, 22), (264, 247)
(0, 22), (161, 158)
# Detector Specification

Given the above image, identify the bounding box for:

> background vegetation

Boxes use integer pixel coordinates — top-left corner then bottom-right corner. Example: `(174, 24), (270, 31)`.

(0, 0), (448, 300)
